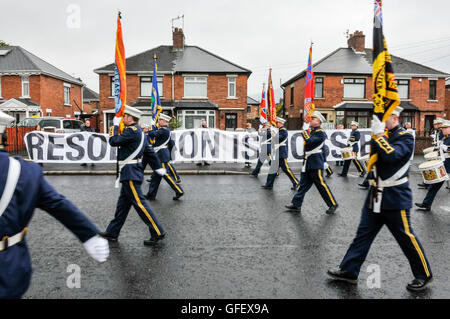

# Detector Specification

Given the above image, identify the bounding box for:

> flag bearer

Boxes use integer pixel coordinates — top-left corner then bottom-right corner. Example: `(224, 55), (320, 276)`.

(0, 111), (109, 299)
(285, 111), (338, 214)
(100, 105), (166, 246)
(328, 107), (433, 291)
(146, 113), (184, 200)
(339, 121), (366, 177)
(261, 117), (299, 190)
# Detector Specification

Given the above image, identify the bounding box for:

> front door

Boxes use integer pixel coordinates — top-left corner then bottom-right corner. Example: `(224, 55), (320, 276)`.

(225, 113), (237, 131)
(424, 115), (435, 137)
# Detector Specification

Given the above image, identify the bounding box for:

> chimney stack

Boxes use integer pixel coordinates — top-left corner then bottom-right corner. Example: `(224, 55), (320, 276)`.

(347, 30), (365, 52)
(173, 27), (185, 51)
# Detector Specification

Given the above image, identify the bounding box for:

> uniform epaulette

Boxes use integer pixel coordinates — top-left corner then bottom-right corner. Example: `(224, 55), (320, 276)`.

(316, 129), (325, 133)
(24, 159), (34, 162)
(109, 126), (115, 137)
(127, 126), (137, 131)
(399, 130), (412, 135)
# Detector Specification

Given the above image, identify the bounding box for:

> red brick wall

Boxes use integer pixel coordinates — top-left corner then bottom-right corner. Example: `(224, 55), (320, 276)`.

(1, 75), (25, 99)
(98, 73), (249, 132)
(446, 85), (450, 119)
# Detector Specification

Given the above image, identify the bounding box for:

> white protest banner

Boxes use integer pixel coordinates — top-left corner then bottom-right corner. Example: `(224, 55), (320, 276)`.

(25, 129), (398, 164)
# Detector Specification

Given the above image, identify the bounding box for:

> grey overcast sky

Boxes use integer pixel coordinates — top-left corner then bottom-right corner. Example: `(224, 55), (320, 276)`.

(1, 0), (450, 101)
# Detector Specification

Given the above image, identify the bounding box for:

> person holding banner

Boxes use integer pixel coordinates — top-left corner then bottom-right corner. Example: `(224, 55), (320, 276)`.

(328, 106), (433, 291)
(0, 111), (109, 299)
(285, 111), (338, 214)
(100, 106), (166, 246)
(261, 117), (299, 190)
(338, 121), (366, 178)
(146, 113), (185, 201)
(251, 122), (272, 177)
(415, 120), (450, 211)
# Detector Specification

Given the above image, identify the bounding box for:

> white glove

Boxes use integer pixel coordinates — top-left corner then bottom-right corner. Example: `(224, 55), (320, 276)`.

(302, 122), (310, 131)
(441, 144), (448, 152)
(83, 235), (109, 263)
(155, 168), (167, 176)
(270, 126), (278, 136)
(113, 117), (122, 127)
(371, 115), (385, 135)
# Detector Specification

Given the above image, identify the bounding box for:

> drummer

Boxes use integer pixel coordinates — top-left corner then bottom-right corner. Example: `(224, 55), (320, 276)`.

(418, 118), (444, 189)
(338, 121), (366, 178)
(415, 120), (450, 211)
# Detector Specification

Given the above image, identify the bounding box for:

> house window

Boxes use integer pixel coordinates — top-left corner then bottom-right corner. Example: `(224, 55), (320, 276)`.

(290, 87), (294, 105)
(228, 77), (236, 98)
(184, 76), (207, 98)
(346, 111), (370, 128)
(110, 76), (114, 97)
(429, 80), (437, 100)
(400, 111), (415, 128)
(64, 84), (71, 105)
(22, 76), (30, 97)
(315, 77), (323, 98)
(398, 80), (409, 99)
(178, 110), (215, 129)
(140, 76), (163, 97)
(247, 106), (251, 113)
(343, 78), (365, 99)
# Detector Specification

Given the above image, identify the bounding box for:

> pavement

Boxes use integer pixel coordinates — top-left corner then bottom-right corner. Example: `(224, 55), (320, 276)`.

(22, 163), (450, 299)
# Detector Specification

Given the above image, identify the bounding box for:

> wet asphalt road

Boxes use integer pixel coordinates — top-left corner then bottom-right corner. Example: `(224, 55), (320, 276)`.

(23, 165), (450, 299)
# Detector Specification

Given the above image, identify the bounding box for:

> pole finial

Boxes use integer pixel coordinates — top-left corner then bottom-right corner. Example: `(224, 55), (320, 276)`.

(118, 11), (122, 19)
(154, 53), (157, 60)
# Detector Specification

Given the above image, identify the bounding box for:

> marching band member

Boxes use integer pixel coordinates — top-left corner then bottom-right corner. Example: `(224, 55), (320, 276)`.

(285, 111), (338, 214)
(415, 120), (450, 211)
(0, 111), (109, 298)
(418, 118), (444, 189)
(251, 121), (272, 177)
(261, 117), (299, 190)
(145, 113), (185, 201)
(100, 106), (166, 246)
(339, 121), (366, 177)
(328, 106), (433, 291)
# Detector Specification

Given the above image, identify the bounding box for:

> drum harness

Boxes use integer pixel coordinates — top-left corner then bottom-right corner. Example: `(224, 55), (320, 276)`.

(0, 157), (28, 252)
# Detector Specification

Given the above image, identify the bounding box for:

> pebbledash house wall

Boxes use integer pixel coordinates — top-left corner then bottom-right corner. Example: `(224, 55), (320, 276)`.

(283, 75), (446, 133)
(0, 74), (82, 117)
(98, 73), (248, 132)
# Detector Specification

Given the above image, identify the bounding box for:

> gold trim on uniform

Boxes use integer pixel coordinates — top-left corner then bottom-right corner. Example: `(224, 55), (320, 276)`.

(318, 169), (336, 206)
(374, 136), (395, 154)
(129, 181), (161, 236)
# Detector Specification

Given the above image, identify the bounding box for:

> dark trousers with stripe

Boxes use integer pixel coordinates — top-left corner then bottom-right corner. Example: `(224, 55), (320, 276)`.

(166, 162), (181, 182)
(265, 158), (299, 187)
(251, 153), (272, 176)
(339, 207), (432, 280)
(291, 169), (337, 208)
(106, 180), (164, 238)
(341, 157), (365, 176)
(147, 162), (184, 198)
(326, 166), (333, 176)
(423, 181), (445, 207)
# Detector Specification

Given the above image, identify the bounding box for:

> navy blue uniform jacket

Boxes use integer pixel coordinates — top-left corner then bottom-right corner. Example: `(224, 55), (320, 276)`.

(277, 127), (289, 159)
(0, 149), (99, 298)
(348, 129), (361, 152)
(110, 124), (159, 182)
(147, 126), (172, 163)
(366, 125), (414, 210)
(302, 126), (327, 170)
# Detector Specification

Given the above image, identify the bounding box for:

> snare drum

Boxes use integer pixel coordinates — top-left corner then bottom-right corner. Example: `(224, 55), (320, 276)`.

(360, 154), (370, 169)
(418, 160), (449, 184)
(423, 146), (435, 155)
(424, 151), (440, 161)
(340, 147), (355, 160)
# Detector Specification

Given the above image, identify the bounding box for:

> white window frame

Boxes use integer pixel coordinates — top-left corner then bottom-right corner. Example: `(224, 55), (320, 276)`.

(64, 83), (71, 106)
(21, 75), (30, 98)
(139, 75), (163, 98)
(227, 75), (237, 99)
(343, 78), (366, 99)
(315, 77), (324, 98)
(110, 76), (115, 98)
(177, 110), (215, 129)
(184, 75), (208, 98)
(397, 79), (409, 100)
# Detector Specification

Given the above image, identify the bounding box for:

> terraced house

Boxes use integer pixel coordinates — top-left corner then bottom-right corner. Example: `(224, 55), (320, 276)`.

(94, 28), (252, 133)
(282, 31), (449, 136)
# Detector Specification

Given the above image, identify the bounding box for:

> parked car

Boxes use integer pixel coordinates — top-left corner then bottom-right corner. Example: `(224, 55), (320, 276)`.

(16, 117), (42, 128)
(38, 117), (84, 133)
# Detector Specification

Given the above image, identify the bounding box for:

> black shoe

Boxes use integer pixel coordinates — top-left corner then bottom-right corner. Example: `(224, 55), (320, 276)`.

(80, 163), (87, 167)
(143, 232), (166, 246)
(338, 173), (347, 177)
(144, 194), (156, 201)
(196, 163), (202, 166)
(327, 268), (358, 284)
(417, 183), (428, 188)
(204, 162), (210, 166)
(326, 205), (338, 215)
(285, 204), (301, 212)
(146, 179), (151, 182)
(250, 173), (258, 177)
(291, 184), (299, 190)
(360, 172), (366, 178)
(91, 163), (95, 167)
(98, 232), (118, 242)
(173, 193), (184, 200)
(261, 185), (273, 189)
(358, 183), (369, 189)
(415, 203), (431, 211)
(326, 172), (333, 178)
(406, 276), (433, 292)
